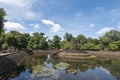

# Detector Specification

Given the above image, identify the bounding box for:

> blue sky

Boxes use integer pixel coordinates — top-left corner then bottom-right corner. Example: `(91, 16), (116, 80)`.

(0, 0), (120, 39)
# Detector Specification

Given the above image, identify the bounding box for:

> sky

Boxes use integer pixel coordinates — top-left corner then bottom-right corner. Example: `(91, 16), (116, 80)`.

(0, 0), (120, 39)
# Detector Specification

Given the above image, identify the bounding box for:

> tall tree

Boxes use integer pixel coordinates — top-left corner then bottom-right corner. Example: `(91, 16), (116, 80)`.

(76, 34), (86, 49)
(28, 32), (48, 49)
(64, 33), (73, 41)
(6, 31), (21, 52)
(100, 30), (120, 47)
(51, 35), (61, 49)
(0, 8), (6, 35)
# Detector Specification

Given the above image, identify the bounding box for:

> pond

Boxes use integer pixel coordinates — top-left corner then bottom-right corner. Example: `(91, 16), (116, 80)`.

(8, 54), (120, 80)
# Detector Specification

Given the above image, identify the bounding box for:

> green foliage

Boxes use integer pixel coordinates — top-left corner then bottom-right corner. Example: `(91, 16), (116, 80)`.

(95, 44), (104, 50)
(2, 42), (8, 52)
(1, 8), (120, 52)
(77, 34), (86, 44)
(28, 32), (48, 50)
(108, 41), (120, 51)
(0, 30), (119, 51)
(50, 35), (61, 49)
(0, 12), (120, 52)
(112, 41), (120, 47)
(60, 41), (71, 50)
(64, 33), (73, 41)
(33, 44), (39, 49)
(2, 42), (8, 49)
(100, 30), (120, 47)
(77, 34), (86, 49)
(0, 8), (6, 35)
(83, 43), (96, 50)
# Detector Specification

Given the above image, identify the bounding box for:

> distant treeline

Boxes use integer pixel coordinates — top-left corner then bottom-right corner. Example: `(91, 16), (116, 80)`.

(0, 8), (120, 52)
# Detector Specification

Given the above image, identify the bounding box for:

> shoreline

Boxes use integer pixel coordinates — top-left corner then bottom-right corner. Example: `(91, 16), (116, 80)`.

(57, 50), (120, 59)
(88, 51), (120, 59)
(0, 50), (120, 59)
(29, 49), (120, 59)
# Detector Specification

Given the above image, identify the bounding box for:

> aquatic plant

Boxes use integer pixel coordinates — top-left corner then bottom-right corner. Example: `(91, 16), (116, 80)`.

(67, 69), (77, 74)
(32, 65), (55, 77)
(54, 62), (71, 69)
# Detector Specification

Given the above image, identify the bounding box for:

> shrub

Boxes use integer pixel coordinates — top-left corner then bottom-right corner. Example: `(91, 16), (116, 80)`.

(108, 43), (119, 51)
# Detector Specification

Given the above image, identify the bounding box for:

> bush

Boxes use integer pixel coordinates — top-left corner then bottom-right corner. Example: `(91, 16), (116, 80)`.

(33, 44), (39, 49)
(83, 43), (96, 50)
(108, 43), (119, 51)
(2, 43), (8, 52)
(95, 44), (104, 50)
(60, 41), (71, 50)
(2, 43), (8, 49)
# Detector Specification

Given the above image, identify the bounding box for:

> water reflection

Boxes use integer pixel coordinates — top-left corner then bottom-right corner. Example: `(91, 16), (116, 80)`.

(8, 54), (120, 80)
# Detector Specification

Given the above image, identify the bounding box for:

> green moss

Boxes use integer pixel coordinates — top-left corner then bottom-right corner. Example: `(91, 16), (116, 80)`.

(32, 65), (55, 77)
(54, 62), (71, 69)
(67, 69), (77, 74)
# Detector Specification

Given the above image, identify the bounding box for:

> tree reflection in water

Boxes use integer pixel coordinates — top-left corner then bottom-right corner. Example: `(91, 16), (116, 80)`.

(8, 54), (120, 80)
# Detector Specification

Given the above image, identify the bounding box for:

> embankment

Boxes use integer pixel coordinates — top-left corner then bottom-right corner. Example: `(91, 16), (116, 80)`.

(32, 49), (58, 55)
(88, 51), (120, 59)
(0, 51), (28, 80)
(58, 50), (120, 59)
(58, 50), (95, 59)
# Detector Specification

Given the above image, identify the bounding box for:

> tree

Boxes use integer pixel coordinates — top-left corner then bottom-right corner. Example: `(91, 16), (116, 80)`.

(2, 42), (8, 52)
(6, 31), (21, 52)
(60, 41), (71, 50)
(87, 38), (98, 44)
(64, 33), (73, 41)
(108, 41), (120, 51)
(17, 33), (30, 51)
(0, 8), (6, 35)
(51, 35), (61, 49)
(83, 43), (96, 50)
(100, 30), (120, 47)
(95, 44), (104, 50)
(28, 32), (48, 50)
(76, 34), (86, 49)
(108, 43), (119, 51)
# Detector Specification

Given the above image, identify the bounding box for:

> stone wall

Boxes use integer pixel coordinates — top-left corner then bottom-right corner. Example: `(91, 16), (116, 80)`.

(88, 51), (120, 59)
(58, 50), (120, 59)
(0, 51), (28, 80)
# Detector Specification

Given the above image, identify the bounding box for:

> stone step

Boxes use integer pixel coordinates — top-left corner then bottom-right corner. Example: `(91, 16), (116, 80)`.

(66, 54), (91, 57)
(65, 55), (95, 59)
(0, 52), (27, 80)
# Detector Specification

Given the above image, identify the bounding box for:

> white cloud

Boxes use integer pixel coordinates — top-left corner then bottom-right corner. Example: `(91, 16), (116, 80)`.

(0, 0), (40, 21)
(4, 21), (27, 31)
(90, 24), (95, 27)
(41, 19), (64, 33)
(100, 67), (111, 75)
(0, 0), (25, 7)
(33, 24), (40, 29)
(24, 11), (38, 20)
(97, 27), (113, 35)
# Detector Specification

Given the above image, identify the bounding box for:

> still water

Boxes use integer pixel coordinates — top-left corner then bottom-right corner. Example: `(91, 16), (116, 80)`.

(8, 54), (120, 80)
